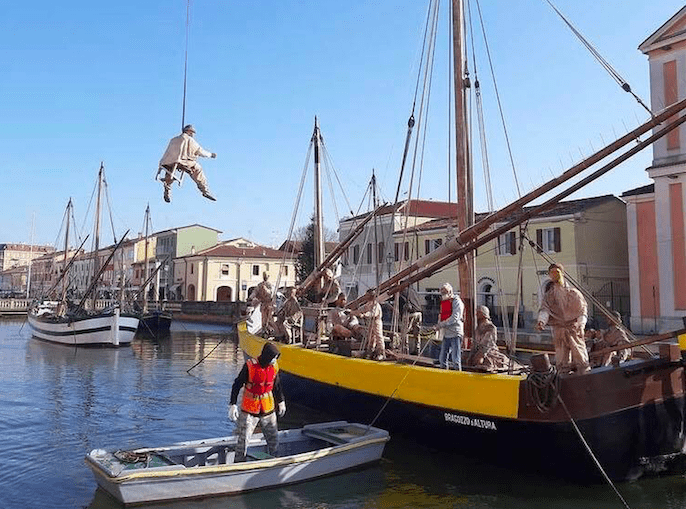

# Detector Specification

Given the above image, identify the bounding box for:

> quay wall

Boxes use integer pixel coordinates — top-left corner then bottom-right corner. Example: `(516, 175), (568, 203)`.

(0, 298), (247, 324)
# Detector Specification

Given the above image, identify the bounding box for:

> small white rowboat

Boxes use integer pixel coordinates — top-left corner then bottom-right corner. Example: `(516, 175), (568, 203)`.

(85, 421), (390, 506)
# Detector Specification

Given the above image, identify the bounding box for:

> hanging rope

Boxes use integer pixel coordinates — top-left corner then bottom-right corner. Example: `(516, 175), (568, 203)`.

(181, 0), (191, 130)
(474, 0), (522, 197)
(544, 0), (652, 116)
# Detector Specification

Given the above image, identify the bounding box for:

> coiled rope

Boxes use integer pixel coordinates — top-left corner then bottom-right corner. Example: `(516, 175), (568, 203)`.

(525, 365), (560, 413)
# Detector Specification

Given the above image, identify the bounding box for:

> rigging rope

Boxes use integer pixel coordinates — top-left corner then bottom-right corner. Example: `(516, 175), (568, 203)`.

(474, 0), (522, 197)
(544, 0), (652, 116)
(181, 0), (191, 130)
(557, 395), (632, 509)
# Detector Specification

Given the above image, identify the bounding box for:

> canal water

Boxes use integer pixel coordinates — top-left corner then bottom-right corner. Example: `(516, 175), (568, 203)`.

(1, 317), (685, 509)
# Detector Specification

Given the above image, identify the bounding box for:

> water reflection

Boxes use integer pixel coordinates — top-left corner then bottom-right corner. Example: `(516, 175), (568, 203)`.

(4, 318), (686, 509)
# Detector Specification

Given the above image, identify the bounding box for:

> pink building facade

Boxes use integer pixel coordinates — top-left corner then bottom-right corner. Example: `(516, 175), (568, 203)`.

(626, 8), (686, 333)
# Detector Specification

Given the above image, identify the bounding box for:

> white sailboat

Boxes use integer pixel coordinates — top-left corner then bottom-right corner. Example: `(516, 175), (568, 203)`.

(28, 164), (139, 346)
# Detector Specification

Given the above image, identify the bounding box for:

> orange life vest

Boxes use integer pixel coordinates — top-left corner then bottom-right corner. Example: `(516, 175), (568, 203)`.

(241, 358), (278, 415)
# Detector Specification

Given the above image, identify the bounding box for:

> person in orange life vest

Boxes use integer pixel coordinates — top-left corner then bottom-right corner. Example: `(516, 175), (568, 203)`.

(228, 342), (286, 462)
(433, 282), (464, 370)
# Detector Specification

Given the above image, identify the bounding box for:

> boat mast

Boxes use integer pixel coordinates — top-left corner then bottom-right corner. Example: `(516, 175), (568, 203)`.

(60, 199), (72, 305)
(143, 204), (150, 314)
(312, 117), (325, 269)
(452, 0), (475, 334)
(91, 162), (104, 312)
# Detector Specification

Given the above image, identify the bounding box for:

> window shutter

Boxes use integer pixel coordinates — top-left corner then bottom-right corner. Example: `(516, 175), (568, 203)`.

(509, 232), (517, 255)
(554, 227), (561, 252)
(425, 239), (430, 254)
(394, 243), (399, 262)
(536, 229), (543, 253)
(404, 242), (409, 261)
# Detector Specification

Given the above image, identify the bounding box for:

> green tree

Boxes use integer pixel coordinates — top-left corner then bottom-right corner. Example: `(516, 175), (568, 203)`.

(296, 217), (316, 284)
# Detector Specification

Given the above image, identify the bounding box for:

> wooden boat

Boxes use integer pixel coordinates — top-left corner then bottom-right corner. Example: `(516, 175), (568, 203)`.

(238, 1), (686, 482)
(28, 307), (139, 346)
(135, 205), (172, 337)
(85, 421), (389, 506)
(28, 167), (139, 346)
(138, 310), (172, 336)
(239, 324), (686, 482)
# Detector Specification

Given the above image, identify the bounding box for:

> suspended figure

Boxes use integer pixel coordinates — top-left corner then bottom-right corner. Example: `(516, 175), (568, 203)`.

(159, 124), (217, 203)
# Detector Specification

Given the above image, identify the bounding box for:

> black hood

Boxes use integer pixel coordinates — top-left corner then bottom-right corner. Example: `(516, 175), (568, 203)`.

(258, 342), (280, 367)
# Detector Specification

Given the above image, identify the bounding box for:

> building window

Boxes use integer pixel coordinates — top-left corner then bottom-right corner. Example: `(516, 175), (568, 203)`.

(377, 242), (384, 265)
(343, 248), (349, 266)
(424, 238), (443, 255)
(394, 243), (400, 262)
(536, 227), (561, 253)
(497, 232), (517, 256)
(221, 263), (230, 276)
(366, 243), (373, 265)
(252, 265), (260, 276)
(282, 265), (289, 276)
(190, 263), (194, 274)
(353, 245), (360, 264)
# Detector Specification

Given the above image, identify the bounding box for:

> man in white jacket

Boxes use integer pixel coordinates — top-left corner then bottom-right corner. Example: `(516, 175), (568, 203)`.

(159, 124), (217, 203)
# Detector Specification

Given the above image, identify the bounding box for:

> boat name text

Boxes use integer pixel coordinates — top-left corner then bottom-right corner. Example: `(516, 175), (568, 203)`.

(444, 412), (497, 431)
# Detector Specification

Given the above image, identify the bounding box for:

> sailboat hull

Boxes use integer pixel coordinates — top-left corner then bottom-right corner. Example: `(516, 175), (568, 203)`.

(238, 322), (686, 481)
(28, 310), (139, 346)
(138, 311), (173, 336)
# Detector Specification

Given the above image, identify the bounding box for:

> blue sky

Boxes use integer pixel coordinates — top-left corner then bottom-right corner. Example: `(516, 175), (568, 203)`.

(2, 1), (683, 248)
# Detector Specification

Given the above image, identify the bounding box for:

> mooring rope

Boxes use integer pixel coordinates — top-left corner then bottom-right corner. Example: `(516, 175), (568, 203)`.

(557, 394), (632, 509)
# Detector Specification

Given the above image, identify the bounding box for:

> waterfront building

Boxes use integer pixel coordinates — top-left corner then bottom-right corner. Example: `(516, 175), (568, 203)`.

(623, 8), (686, 333)
(337, 195), (629, 328)
(154, 224), (221, 300)
(0, 243), (54, 271)
(338, 199), (458, 299)
(174, 238), (297, 302)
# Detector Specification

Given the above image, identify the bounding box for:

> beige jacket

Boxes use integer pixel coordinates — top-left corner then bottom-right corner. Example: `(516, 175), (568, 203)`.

(160, 133), (213, 166)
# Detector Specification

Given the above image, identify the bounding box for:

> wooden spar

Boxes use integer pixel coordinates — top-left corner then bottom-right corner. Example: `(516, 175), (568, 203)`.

(452, 0), (475, 334)
(142, 204), (151, 314)
(297, 205), (383, 295)
(376, 112), (686, 300)
(45, 235), (89, 300)
(91, 163), (104, 311)
(76, 230), (131, 312)
(131, 255), (170, 303)
(589, 329), (686, 358)
(348, 107), (686, 310)
(350, 96), (686, 310)
(59, 199), (72, 305)
(455, 96), (686, 243)
(313, 117), (325, 270)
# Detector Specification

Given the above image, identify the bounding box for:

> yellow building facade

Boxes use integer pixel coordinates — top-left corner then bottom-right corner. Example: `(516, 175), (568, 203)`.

(393, 195), (629, 327)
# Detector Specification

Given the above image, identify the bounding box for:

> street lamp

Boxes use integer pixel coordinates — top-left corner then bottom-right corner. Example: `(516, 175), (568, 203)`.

(236, 258), (244, 302)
